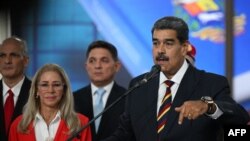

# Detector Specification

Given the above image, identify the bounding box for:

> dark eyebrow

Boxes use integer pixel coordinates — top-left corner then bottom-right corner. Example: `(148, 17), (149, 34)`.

(0, 52), (23, 55)
(152, 38), (175, 42)
(167, 39), (175, 41)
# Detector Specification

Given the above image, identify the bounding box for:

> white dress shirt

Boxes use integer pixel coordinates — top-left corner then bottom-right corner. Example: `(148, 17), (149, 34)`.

(2, 76), (25, 106)
(157, 60), (188, 114)
(34, 111), (61, 141)
(91, 81), (114, 107)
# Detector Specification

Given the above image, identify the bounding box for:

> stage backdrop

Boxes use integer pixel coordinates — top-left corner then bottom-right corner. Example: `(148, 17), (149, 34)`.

(10, 0), (250, 112)
(77, 0), (250, 111)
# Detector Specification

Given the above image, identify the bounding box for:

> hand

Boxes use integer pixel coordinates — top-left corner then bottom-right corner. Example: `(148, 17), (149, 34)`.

(175, 100), (208, 125)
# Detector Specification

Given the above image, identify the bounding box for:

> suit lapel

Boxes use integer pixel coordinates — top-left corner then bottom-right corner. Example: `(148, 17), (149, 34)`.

(103, 83), (119, 109)
(12, 77), (31, 121)
(0, 81), (7, 140)
(86, 85), (94, 119)
(84, 85), (97, 137)
(0, 78), (31, 140)
(54, 119), (70, 141)
(142, 74), (160, 140)
(98, 83), (120, 134)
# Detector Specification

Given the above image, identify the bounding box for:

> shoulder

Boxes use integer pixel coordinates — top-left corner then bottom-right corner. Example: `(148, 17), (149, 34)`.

(189, 66), (227, 81)
(24, 76), (32, 83)
(73, 85), (90, 95)
(23, 77), (32, 88)
(77, 113), (89, 124)
(14, 115), (23, 122)
(203, 71), (228, 82)
(191, 67), (229, 86)
(129, 73), (147, 87)
(113, 82), (127, 91)
(11, 115), (23, 127)
(132, 73), (147, 81)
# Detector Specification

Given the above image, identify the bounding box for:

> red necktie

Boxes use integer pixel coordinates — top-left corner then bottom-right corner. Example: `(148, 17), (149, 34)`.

(4, 89), (14, 134)
(157, 80), (174, 136)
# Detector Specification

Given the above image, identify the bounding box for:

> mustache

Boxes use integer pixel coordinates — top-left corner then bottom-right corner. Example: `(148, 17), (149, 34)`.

(156, 53), (169, 61)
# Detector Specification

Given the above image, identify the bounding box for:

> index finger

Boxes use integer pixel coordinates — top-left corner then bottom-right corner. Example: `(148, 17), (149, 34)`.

(175, 106), (185, 125)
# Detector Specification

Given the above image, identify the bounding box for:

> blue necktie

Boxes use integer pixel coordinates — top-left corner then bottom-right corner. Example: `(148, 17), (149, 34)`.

(94, 88), (106, 132)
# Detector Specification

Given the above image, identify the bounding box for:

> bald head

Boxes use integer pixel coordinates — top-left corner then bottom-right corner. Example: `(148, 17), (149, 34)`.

(0, 36), (29, 86)
(1, 36), (28, 57)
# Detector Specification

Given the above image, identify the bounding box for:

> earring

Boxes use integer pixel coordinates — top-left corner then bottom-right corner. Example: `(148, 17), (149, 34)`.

(36, 94), (39, 99)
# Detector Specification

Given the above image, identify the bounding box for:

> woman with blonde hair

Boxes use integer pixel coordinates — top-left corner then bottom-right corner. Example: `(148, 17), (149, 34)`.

(9, 63), (92, 141)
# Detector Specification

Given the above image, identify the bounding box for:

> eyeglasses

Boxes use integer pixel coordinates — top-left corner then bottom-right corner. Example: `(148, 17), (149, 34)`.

(38, 82), (64, 91)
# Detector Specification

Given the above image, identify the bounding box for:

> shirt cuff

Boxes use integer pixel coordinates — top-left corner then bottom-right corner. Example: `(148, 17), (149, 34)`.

(206, 103), (223, 119)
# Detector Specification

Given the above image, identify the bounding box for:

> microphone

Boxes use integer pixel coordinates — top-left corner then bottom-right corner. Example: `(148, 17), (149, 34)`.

(67, 64), (161, 141)
(136, 64), (161, 86)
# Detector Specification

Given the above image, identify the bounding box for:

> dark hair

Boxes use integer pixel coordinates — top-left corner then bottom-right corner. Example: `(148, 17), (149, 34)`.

(86, 40), (118, 61)
(151, 16), (189, 44)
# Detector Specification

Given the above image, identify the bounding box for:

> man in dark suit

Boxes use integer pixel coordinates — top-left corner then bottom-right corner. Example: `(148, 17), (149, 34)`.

(102, 16), (250, 141)
(0, 36), (31, 141)
(74, 40), (127, 141)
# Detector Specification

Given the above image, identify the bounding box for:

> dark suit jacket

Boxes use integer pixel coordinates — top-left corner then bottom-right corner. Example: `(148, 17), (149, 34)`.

(73, 82), (127, 141)
(105, 66), (250, 141)
(0, 77), (31, 141)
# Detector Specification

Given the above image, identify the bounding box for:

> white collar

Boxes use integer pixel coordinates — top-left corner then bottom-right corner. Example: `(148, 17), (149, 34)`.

(34, 111), (61, 125)
(2, 76), (25, 97)
(159, 60), (189, 85)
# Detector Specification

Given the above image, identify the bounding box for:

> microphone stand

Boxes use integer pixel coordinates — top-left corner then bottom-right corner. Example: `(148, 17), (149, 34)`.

(67, 65), (160, 141)
(67, 81), (143, 141)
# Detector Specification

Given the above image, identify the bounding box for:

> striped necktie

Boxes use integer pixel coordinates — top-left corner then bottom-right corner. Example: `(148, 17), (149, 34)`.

(157, 80), (174, 136)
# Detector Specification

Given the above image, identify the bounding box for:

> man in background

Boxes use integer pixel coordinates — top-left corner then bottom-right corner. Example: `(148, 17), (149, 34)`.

(74, 40), (127, 141)
(0, 36), (31, 141)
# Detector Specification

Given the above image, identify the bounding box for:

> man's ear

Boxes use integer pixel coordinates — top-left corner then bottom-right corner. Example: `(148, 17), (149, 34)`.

(182, 41), (190, 55)
(115, 61), (121, 72)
